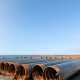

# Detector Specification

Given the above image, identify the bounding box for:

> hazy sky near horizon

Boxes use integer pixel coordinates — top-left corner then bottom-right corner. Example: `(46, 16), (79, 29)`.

(0, 0), (80, 55)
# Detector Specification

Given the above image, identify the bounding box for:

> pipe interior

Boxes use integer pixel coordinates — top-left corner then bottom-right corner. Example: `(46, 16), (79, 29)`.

(32, 65), (43, 78)
(9, 64), (15, 73)
(0, 62), (5, 70)
(44, 67), (57, 80)
(5, 63), (9, 71)
(16, 65), (25, 76)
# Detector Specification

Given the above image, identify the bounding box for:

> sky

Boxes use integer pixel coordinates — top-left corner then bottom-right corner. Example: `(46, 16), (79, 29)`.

(0, 0), (80, 55)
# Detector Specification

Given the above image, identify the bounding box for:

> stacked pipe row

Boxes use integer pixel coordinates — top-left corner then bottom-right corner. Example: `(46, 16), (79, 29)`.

(31, 59), (80, 80)
(0, 59), (80, 80)
(0, 62), (27, 80)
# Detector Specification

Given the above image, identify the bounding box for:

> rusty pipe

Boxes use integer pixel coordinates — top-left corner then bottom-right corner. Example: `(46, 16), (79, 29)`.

(5, 63), (9, 72)
(44, 60), (80, 80)
(31, 59), (74, 80)
(16, 65), (25, 77)
(9, 64), (15, 73)
(0, 62), (5, 71)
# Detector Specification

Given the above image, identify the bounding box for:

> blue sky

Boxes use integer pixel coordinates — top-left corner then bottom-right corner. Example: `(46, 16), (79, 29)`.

(0, 0), (80, 55)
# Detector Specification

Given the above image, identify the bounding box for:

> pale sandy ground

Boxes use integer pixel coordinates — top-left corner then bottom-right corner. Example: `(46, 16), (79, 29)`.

(0, 75), (13, 80)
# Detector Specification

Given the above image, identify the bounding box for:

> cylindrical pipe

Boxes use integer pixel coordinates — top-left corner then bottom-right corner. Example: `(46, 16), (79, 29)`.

(31, 65), (44, 80)
(5, 63), (9, 72)
(16, 65), (25, 77)
(0, 62), (5, 71)
(15, 59), (56, 80)
(9, 64), (15, 75)
(44, 60), (80, 80)
(16, 59), (47, 64)
(31, 59), (74, 80)
(44, 67), (58, 80)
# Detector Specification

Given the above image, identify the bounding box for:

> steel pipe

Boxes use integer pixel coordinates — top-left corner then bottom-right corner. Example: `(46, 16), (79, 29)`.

(9, 64), (15, 74)
(31, 59), (74, 80)
(16, 59), (47, 64)
(16, 65), (25, 77)
(0, 58), (78, 80)
(4, 63), (9, 72)
(0, 62), (5, 71)
(44, 60), (80, 80)
(15, 59), (67, 80)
